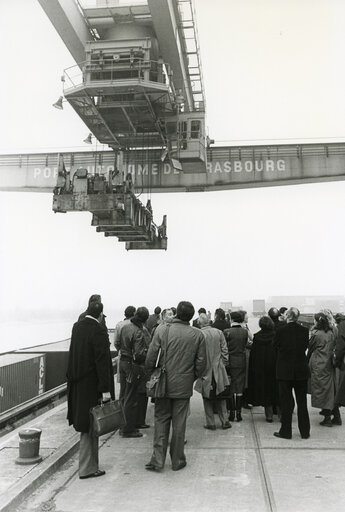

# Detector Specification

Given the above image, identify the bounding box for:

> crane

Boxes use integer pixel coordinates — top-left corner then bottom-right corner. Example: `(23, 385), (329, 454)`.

(1, 0), (345, 250)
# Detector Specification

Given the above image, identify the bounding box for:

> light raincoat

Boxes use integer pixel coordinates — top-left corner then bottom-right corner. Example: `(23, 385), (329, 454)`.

(194, 326), (229, 398)
(308, 329), (336, 410)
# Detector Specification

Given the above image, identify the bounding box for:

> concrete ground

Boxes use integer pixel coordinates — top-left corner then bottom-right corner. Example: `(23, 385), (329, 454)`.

(4, 383), (345, 512)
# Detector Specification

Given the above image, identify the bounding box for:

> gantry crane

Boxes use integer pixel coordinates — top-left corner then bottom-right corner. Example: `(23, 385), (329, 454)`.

(1, 0), (345, 250)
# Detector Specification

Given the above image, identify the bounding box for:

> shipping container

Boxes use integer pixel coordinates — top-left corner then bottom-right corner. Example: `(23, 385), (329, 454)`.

(16, 335), (116, 391)
(0, 353), (46, 413)
(16, 339), (70, 391)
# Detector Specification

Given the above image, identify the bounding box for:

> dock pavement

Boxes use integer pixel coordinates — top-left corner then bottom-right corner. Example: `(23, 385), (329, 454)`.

(1, 384), (345, 512)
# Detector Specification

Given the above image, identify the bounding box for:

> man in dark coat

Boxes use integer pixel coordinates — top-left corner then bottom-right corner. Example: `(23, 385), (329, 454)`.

(78, 294), (107, 329)
(67, 302), (114, 479)
(145, 301), (206, 472)
(114, 305), (136, 400)
(146, 306), (161, 334)
(273, 307), (310, 439)
(119, 307), (150, 437)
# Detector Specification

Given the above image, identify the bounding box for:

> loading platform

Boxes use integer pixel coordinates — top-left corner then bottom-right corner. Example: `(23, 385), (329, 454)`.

(1, 381), (345, 512)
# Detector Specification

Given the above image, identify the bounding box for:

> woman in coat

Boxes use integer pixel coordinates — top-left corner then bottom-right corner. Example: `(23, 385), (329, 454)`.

(194, 314), (231, 429)
(224, 311), (249, 421)
(247, 316), (278, 422)
(307, 312), (336, 427)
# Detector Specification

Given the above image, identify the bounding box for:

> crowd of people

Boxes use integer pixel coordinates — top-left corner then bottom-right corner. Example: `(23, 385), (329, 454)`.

(65, 295), (345, 477)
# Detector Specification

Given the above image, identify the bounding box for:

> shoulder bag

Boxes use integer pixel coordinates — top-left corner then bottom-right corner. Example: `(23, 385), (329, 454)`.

(146, 325), (170, 398)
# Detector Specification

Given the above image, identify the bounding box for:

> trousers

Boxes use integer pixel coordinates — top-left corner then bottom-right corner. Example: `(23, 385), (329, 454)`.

(149, 397), (190, 470)
(79, 429), (99, 477)
(203, 398), (227, 426)
(120, 359), (140, 433)
(278, 379), (310, 438)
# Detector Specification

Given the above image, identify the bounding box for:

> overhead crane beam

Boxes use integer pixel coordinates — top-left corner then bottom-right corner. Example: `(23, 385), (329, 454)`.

(147, 0), (194, 111)
(1, 143), (345, 193)
(37, 0), (94, 64)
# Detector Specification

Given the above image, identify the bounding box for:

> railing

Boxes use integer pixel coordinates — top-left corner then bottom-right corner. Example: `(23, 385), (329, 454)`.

(63, 57), (176, 98)
(176, 0), (206, 111)
(2, 143), (345, 171)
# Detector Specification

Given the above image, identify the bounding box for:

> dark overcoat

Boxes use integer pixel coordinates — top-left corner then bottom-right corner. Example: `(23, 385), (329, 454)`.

(273, 322), (309, 381)
(67, 317), (115, 433)
(224, 325), (248, 393)
(247, 329), (278, 406)
(334, 320), (345, 406)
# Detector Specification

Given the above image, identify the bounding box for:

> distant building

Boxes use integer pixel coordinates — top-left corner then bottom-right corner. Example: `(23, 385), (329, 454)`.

(268, 296), (345, 314)
(231, 306), (243, 312)
(220, 302), (232, 313)
(253, 299), (265, 316)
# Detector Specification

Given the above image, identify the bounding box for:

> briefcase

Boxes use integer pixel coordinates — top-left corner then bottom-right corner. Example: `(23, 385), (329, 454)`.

(90, 400), (126, 437)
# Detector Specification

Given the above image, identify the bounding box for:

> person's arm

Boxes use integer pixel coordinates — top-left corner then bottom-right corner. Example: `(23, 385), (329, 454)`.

(272, 328), (281, 350)
(244, 323), (253, 343)
(334, 322), (345, 367)
(306, 331), (317, 362)
(93, 328), (113, 393)
(145, 326), (162, 373)
(114, 323), (122, 352)
(195, 334), (207, 378)
(220, 331), (228, 365)
(133, 330), (148, 364)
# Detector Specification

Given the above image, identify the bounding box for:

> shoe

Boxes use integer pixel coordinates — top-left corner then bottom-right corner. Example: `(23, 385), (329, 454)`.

(331, 417), (342, 426)
(229, 411), (235, 422)
(266, 418), (273, 423)
(273, 432), (291, 439)
(121, 431), (143, 438)
(145, 463), (162, 472)
(242, 402), (252, 410)
(301, 434), (310, 439)
(204, 425), (216, 430)
(172, 461), (187, 471)
(320, 417), (333, 427)
(136, 424), (150, 429)
(222, 422), (232, 429)
(319, 409), (327, 416)
(235, 396), (243, 421)
(79, 470), (106, 479)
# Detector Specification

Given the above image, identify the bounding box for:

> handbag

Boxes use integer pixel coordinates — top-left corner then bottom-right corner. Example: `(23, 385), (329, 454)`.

(90, 400), (126, 437)
(146, 326), (170, 398)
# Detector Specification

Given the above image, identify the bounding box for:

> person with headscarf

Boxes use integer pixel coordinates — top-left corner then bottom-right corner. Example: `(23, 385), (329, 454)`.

(307, 312), (337, 427)
(224, 311), (250, 422)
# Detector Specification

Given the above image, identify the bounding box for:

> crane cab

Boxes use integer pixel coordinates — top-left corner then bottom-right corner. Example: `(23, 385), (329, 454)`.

(165, 112), (206, 165)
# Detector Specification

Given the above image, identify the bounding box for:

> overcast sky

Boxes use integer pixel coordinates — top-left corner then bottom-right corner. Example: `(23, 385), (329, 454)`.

(1, 0), (345, 327)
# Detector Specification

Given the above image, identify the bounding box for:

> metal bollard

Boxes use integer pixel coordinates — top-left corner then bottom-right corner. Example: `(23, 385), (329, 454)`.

(15, 428), (42, 465)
